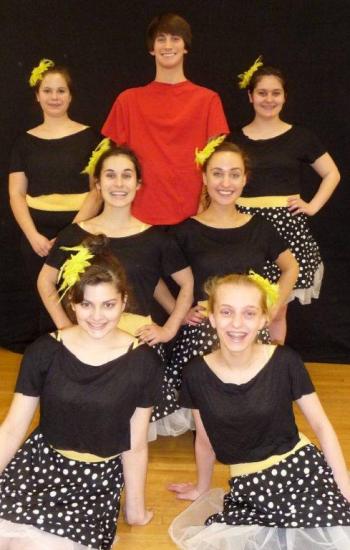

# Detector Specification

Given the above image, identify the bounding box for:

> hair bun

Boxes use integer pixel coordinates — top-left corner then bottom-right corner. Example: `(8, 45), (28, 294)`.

(82, 233), (110, 255)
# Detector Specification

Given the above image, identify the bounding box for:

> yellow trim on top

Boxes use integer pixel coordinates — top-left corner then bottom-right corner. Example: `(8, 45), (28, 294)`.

(229, 433), (310, 477)
(26, 192), (88, 211)
(236, 194), (300, 208)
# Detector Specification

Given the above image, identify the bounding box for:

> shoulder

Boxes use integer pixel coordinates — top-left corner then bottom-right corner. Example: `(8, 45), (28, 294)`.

(185, 81), (219, 97)
(183, 355), (206, 380)
(272, 344), (304, 366)
(56, 223), (86, 243)
(23, 333), (59, 361)
(129, 344), (163, 374)
(117, 85), (148, 101)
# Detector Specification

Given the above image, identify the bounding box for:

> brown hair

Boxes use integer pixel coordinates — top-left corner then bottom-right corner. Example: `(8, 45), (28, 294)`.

(204, 273), (269, 315)
(146, 12), (192, 51)
(34, 65), (73, 94)
(201, 141), (250, 209)
(248, 66), (287, 94)
(93, 143), (142, 181)
(63, 234), (130, 320)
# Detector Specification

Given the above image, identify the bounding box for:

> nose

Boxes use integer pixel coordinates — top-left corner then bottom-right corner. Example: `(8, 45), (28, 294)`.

(164, 37), (173, 49)
(221, 174), (231, 187)
(230, 314), (243, 328)
(91, 306), (103, 321)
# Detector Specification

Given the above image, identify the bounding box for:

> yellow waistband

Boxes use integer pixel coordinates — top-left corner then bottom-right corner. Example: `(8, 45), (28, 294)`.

(236, 194), (300, 208)
(229, 433), (310, 477)
(26, 192), (88, 211)
(54, 448), (120, 463)
(118, 313), (152, 337)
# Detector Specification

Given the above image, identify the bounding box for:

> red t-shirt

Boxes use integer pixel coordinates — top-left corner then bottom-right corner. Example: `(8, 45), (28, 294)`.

(102, 80), (229, 224)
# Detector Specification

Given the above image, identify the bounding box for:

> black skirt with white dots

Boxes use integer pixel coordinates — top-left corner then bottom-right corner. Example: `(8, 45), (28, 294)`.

(169, 444), (350, 549)
(206, 445), (350, 528)
(237, 206), (324, 304)
(0, 430), (124, 550)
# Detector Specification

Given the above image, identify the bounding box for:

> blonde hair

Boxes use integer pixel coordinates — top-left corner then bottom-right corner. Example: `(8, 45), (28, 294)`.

(204, 273), (269, 315)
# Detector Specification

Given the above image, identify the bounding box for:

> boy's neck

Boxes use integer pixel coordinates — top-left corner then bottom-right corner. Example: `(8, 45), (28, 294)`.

(154, 65), (187, 84)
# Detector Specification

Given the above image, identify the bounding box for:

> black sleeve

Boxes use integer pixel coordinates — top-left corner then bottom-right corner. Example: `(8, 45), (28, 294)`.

(45, 224), (82, 270)
(168, 222), (190, 264)
(15, 335), (56, 396)
(298, 127), (327, 164)
(260, 217), (289, 261)
(136, 346), (164, 407)
(284, 347), (315, 400)
(9, 134), (26, 173)
(159, 231), (189, 277)
(178, 360), (199, 409)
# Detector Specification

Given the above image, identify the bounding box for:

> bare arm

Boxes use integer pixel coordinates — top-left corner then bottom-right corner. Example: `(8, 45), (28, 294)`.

(288, 152), (340, 216)
(153, 278), (176, 315)
(297, 392), (350, 500)
(272, 249), (299, 318)
(137, 267), (194, 345)
(73, 180), (102, 223)
(122, 407), (153, 525)
(168, 409), (216, 501)
(37, 264), (73, 329)
(9, 172), (53, 256)
(0, 393), (39, 474)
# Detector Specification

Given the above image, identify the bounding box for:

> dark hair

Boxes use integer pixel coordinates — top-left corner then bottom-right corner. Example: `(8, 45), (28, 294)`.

(93, 143), (142, 181)
(202, 141), (250, 174)
(65, 235), (129, 317)
(248, 66), (287, 94)
(200, 141), (250, 210)
(146, 12), (192, 51)
(34, 65), (73, 94)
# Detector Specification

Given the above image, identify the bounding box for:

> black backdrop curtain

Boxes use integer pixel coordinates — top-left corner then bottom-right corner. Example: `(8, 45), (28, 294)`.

(0, 0), (349, 361)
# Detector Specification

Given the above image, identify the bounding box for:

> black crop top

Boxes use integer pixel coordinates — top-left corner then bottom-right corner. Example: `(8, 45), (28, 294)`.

(180, 345), (315, 464)
(15, 335), (163, 457)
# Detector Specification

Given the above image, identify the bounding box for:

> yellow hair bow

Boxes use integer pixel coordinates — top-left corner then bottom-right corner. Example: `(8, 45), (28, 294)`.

(248, 270), (279, 310)
(57, 245), (94, 299)
(195, 135), (226, 167)
(29, 58), (55, 87)
(81, 138), (111, 176)
(238, 56), (263, 89)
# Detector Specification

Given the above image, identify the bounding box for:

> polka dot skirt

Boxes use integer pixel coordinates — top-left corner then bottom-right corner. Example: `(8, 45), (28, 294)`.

(206, 444), (350, 528)
(237, 206), (323, 302)
(166, 320), (270, 391)
(0, 430), (124, 549)
(151, 343), (179, 423)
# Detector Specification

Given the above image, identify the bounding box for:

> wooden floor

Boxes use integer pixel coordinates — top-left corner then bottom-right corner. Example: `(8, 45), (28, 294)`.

(0, 347), (349, 549)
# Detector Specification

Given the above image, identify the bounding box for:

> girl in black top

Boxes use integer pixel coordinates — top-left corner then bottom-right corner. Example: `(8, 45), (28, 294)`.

(169, 273), (350, 550)
(0, 235), (162, 549)
(9, 59), (99, 335)
(165, 142), (298, 408)
(231, 63), (340, 342)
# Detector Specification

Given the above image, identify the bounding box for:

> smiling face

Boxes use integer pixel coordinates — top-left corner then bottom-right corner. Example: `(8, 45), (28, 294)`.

(203, 151), (247, 206)
(150, 32), (187, 69)
(72, 282), (125, 339)
(209, 283), (266, 352)
(36, 72), (72, 117)
(248, 75), (286, 119)
(97, 154), (141, 208)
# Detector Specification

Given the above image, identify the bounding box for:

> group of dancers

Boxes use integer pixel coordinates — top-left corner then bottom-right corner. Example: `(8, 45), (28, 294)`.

(1, 11), (348, 550)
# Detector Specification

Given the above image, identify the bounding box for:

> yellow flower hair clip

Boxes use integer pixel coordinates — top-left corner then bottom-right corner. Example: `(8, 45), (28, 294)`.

(57, 245), (94, 299)
(195, 135), (227, 167)
(29, 58), (55, 87)
(247, 270), (279, 310)
(81, 138), (111, 176)
(238, 56), (263, 89)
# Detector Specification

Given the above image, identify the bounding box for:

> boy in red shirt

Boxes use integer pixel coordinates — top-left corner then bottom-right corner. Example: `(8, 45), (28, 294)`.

(102, 13), (229, 225)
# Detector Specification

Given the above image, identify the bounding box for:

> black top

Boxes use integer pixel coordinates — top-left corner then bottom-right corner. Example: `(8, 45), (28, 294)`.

(230, 126), (326, 197)
(9, 128), (99, 197)
(46, 224), (188, 316)
(15, 335), (163, 457)
(171, 216), (287, 302)
(180, 346), (315, 464)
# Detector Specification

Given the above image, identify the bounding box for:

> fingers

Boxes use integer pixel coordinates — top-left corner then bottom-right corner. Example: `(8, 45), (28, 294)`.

(168, 482), (193, 493)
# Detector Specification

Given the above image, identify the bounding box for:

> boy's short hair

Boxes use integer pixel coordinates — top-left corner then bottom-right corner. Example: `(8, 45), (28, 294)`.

(146, 13), (192, 51)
